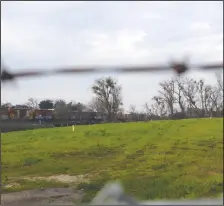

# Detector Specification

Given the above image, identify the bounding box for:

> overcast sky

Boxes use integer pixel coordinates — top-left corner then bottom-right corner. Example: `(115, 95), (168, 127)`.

(1, 1), (223, 111)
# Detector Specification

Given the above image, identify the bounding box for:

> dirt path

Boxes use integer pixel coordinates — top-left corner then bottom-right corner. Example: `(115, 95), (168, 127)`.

(2, 174), (88, 205)
(2, 188), (84, 206)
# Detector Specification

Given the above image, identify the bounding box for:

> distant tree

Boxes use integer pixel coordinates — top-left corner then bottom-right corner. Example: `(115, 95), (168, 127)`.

(157, 80), (176, 117)
(66, 101), (76, 110)
(129, 104), (137, 114)
(66, 101), (87, 112)
(13, 104), (31, 109)
(88, 97), (105, 114)
(54, 99), (67, 108)
(26, 98), (39, 109)
(1, 102), (12, 119)
(129, 104), (138, 121)
(1, 102), (12, 108)
(73, 102), (87, 112)
(173, 77), (186, 116)
(91, 77), (123, 121)
(54, 99), (69, 119)
(145, 74), (223, 119)
(215, 71), (223, 92)
(39, 99), (54, 109)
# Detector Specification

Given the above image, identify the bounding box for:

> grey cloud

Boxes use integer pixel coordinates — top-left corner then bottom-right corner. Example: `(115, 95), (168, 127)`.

(1, 1), (223, 109)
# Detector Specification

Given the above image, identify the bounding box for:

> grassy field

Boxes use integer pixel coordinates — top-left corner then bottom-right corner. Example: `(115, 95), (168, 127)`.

(2, 118), (223, 202)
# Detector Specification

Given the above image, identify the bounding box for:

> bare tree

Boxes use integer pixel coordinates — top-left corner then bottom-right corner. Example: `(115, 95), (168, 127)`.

(173, 77), (186, 115)
(149, 79), (176, 118)
(157, 80), (176, 117)
(215, 71), (223, 92)
(198, 79), (207, 116)
(129, 104), (136, 114)
(148, 75), (223, 119)
(209, 86), (221, 114)
(88, 98), (105, 113)
(26, 98), (39, 109)
(144, 103), (151, 115)
(151, 96), (167, 117)
(128, 104), (138, 121)
(144, 102), (161, 120)
(178, 78), (201, 117)
(215, 71), (223, 115)
(92, 77), (123, 121)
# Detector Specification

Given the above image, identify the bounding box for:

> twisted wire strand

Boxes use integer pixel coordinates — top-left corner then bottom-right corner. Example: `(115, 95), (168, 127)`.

(1, 61), (223, 82)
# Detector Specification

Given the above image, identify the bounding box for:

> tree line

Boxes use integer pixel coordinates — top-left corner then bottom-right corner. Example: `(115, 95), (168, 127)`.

(2, 72), (223, 121)
(144, 74), (223, 119)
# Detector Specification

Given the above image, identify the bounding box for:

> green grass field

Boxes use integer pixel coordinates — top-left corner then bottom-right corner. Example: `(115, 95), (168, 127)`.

(2, 118), (223, 202)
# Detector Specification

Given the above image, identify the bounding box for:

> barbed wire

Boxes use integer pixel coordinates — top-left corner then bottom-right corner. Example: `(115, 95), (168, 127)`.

(1, 61), (223, 82)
